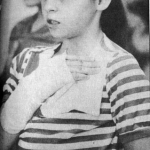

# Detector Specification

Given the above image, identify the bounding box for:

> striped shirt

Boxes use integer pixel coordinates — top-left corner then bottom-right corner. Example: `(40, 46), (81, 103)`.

(3, 35), (150, 150)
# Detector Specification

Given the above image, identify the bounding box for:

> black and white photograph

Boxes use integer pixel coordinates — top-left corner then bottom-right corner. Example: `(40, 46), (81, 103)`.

(0, 0), (149, 150)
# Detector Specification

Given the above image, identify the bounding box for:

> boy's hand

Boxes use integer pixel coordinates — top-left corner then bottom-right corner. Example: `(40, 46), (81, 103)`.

(22, 53), (74, 101)
(66, 55), (101, 81)
(0, 52), (74, 134)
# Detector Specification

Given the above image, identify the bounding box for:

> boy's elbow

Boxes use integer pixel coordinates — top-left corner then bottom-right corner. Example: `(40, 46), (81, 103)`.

(0, 116), (19, 150)
(124, 137), (150, 150)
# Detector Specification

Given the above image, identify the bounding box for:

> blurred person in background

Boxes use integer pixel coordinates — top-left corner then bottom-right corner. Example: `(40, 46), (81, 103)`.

(122, 0), (149, 79)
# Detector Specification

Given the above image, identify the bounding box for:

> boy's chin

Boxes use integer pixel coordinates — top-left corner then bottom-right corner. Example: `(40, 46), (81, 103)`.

(50, 33), (70, 43)
(49, 29), (79, 42)
(52, 38), (64, 43)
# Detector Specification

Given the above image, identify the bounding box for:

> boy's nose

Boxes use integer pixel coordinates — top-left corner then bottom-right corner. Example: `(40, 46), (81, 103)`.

(43, 0), (59, 13)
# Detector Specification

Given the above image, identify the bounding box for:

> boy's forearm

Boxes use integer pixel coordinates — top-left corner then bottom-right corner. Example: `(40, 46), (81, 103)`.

(0, 123), (19, 150)
(124, 137), (150, 150)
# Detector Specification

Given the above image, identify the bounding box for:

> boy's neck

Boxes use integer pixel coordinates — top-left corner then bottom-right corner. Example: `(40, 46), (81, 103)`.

(60, 26), (103, 57)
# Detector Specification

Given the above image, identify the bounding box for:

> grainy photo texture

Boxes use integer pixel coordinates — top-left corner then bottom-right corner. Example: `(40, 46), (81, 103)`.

(0, 0), (149, 150)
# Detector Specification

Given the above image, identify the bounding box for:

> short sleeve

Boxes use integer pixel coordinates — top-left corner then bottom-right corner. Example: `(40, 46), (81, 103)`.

(2, 48), (31, 104)
(2, 57), (19, 103)
(106, 54), (150, 144)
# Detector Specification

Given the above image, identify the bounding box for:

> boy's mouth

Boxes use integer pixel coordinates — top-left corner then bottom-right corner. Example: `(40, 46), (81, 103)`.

(47, 19), (60, 26)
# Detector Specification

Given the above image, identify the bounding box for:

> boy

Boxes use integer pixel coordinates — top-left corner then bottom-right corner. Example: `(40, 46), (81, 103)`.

(0, 0), (150, 149)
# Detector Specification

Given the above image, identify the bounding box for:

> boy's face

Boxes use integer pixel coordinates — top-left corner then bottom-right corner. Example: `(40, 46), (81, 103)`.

(41, 0), (98, 41)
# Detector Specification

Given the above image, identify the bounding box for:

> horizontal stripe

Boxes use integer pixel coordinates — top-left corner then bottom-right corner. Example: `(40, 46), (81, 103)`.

(114, 97), (150, 117)
(107, 69), (145, 91)
(107, 55), (133, 68)
(109, 75), (147, 96)
(31, 118), (105, 125)
(24, 128), (63, 135)
(108, 64), (140, 82)
(101, 97), (110, 103)
(120, 127), (150, 144)
(100, 108), (111, 114)
(112, 91), (150, 112)
(110, 80), (149, 101)
(108, 57), (138, 75)
(18, 141), (118, 150)
(19, 138), (112, 150)
(33, 113), (112, 121)
(118, 121), (150, 135)
(20, 133), (114, 144)
(31, 115), (115, 126)
(9, 73), (19, 85)
(116, 103), (150, 119)
(100, 103), (110, 109)
(23, 121), (115, 138)
(73, 126), (116, 137)
(118, 109), (150, 124)
(27, 119), (115, 129)
(117, 115), (150, 130)
(20, 132), (75, 139)
(111, 86), (150, 107)
(25, 123), (97, 131)
(20, 126), (116, 139)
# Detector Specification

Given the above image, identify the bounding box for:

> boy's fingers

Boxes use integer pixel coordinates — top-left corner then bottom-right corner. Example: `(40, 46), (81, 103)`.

(72, 72), (90, 81)
(66, 55), (95, 62)
(66, 60), (101, 68)
(70, 66), (101, 75)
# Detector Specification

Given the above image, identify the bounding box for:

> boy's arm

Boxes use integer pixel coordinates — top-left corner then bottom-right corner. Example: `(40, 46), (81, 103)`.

(0, 51), (22, 150)
(107, 53), (150, 148)
(0, 122), (19, 150)
(124, 137), (150, 150)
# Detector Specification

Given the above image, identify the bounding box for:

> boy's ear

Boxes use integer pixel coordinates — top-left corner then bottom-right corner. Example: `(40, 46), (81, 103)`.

(96, 0), (111, 11)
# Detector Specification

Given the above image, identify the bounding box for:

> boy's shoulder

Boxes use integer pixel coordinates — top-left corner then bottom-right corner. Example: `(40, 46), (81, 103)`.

(102, 34), (142, 78)
(103, 34), (138, 66)
(11, 45), (60, 77)
(17, 44), (60, 57)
